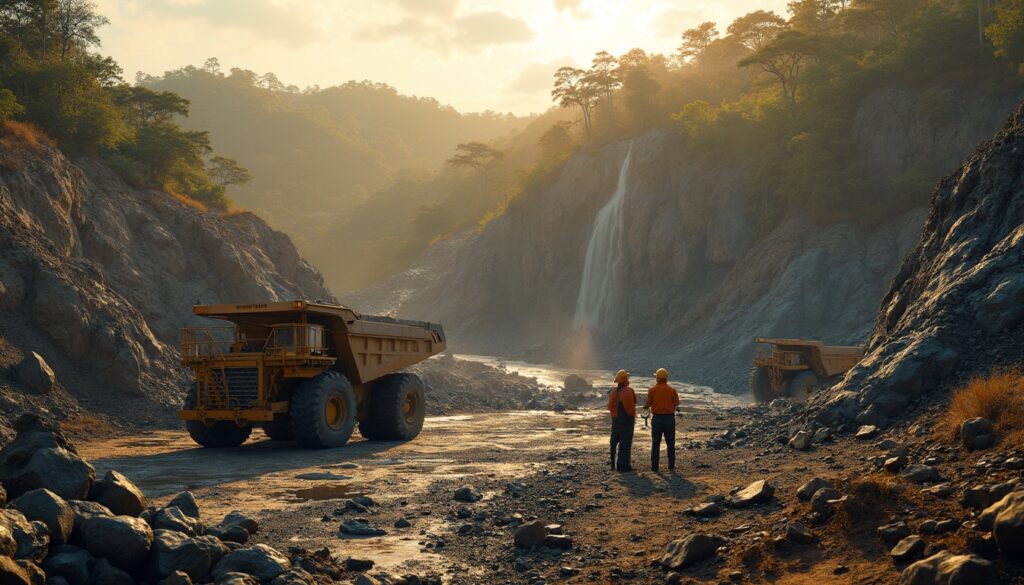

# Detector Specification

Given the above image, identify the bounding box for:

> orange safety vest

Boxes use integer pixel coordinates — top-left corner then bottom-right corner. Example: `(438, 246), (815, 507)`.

(645, 382), (680, 415)
(608, 386), (637, 418)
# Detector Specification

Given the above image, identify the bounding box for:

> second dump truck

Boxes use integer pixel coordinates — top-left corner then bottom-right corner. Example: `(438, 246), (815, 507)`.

(749, 337), (863, 402)
(179, 300), (446, 449)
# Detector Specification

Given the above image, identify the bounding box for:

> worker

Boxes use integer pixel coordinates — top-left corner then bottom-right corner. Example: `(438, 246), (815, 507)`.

(608, 369), (636, 472)
(645, 368), (680, 473)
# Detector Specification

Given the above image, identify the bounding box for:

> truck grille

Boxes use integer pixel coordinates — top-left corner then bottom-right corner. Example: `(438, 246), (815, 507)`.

(211, 367), (259, 409)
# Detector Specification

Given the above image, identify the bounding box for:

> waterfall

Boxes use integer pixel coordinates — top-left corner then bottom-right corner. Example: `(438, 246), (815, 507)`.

(573, 143), (633, 330)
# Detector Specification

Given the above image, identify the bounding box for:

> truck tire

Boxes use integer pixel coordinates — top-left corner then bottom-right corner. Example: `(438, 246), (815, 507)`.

(291, 372), (356, 449)
(749, 366), (774, 403)
(183, 383), (252, 448)
(261, 415), (294, 441)
(359, 373), (426, 441)
(787, 371), (818, 401)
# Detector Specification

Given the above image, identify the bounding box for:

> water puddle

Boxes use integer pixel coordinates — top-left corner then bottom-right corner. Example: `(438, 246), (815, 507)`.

(275, 484), (367, 502)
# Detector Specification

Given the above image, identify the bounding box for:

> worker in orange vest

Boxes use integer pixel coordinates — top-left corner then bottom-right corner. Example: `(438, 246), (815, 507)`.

(608, 369), (636, 472)
(645, 368), (680, 472)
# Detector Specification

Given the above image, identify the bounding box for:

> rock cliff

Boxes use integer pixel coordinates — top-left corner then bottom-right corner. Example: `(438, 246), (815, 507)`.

(0, 128), (332, 429)
(818, 99), (1024, 426)
(353, 87), (1019, 392)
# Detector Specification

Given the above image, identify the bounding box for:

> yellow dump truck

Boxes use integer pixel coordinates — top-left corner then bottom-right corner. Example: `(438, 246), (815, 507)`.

(179, 300), (446, 449)
(749, 337), (864, 402)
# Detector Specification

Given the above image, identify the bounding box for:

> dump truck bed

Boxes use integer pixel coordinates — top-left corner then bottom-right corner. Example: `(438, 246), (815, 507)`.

(194, 300), (446, 385)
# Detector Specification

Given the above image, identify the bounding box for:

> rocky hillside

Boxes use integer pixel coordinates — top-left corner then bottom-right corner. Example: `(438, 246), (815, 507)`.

(0, 128), (332, 433)
(818, 99), (1024, 427)
(350, 87), (1018, 392)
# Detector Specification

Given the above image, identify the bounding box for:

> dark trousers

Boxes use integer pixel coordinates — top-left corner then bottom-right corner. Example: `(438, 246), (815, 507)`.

(610, 416), (635, 471)
(651, 414), (676, 470)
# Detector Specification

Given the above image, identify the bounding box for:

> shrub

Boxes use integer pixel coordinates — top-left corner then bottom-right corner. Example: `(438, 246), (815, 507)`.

(943, 369), (1024, 444)
(0, 120), (56, 150)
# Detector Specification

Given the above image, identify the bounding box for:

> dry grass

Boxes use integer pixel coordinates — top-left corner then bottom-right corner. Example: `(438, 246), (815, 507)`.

(942, 368), (1024, 444)
(1, 121), (55, 150)
(165, 189), (209, 213)
(224, 206), (249, 217)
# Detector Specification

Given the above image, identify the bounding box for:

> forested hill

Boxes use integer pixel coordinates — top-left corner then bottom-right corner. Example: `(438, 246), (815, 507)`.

(143, 66), (532, 230)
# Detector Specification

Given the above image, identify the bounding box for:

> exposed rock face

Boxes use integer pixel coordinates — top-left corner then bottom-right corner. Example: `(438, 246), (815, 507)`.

(0, 133), (333, 419)
(826, 100), (1024, 419)
(355, 87), (1016, 392)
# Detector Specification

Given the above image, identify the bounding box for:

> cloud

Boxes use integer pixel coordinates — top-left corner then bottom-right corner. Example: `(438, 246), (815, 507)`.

(652, 8), (707, 39)
(138, 0), (322, 46)
(553, 0), (590, 18)
(357, 9), (535, 53)
(451, 11), (535, 50)
(506, 58), (576, 94)
(392, 0), (458, 16)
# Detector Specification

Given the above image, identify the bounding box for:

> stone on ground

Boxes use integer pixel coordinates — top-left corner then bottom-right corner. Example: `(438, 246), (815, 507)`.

(166, 492), (200, 520)
(93, 556), (135, 585)
(513, 520), (546, 548)
(147, 529), (214, 583)
(890, 535), (926, 563)
(785, 523), (814, 544)
(991, 491), (1024, 557)
(900, 464), (939, 484)
(212, 544), (290, 582)
(9, 488), (73, 546)
(0, 509), (49, 561)
(0, 417), (95, 500)
(960, 417), (995, 451)
(154, 506), (202, 537)
(660, 534), (727, 570)
(42, 545), (95, 585)
(797, 478), (832, 501)
(897, 551), (994, 585)
(88, 471), (146, 517)
(729, 480), (774, 508)
(453, 485), (481, 502)
(788, 431), (811, 451)
(14, 352), (55, 394)
(855, 425), (879, 440)
(80, 515), (153, 573)
(0, 556), (32, 585)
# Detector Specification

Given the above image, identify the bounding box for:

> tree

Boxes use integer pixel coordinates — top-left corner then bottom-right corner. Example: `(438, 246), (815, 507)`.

(727, 10), (788, 52)
(53, 0), (107, 61)
(538, 120), (575, 160)
(110, 85), (189, 130)
(987, 0), (1024, 64)
(0, 87), (23, 121)
(739, 30), (821, 104)
(258, 72), (284, 91)
(787, 0), (841, 32)
(202, 57), (221, 76)
(588, 51), (621, 127)
(447, 142), (503, 197)
(551, 66), (599, 139)
(678, 21), (719, 73)
(208, 155), (252, 188)
(622, 64), (661, 130)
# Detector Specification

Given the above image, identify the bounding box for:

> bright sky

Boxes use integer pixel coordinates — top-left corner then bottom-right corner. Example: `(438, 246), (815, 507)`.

(95, 0), (789, 115)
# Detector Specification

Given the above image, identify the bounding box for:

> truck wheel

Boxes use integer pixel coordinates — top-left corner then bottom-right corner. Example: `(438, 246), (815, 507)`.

(261, 415), (294, 441)
(749, 366), (774, 403)
(359, 373), (426, 441)
(787, 371), (818, 401)
(291, 372), (356, 449)
(183, 383), (252, 448)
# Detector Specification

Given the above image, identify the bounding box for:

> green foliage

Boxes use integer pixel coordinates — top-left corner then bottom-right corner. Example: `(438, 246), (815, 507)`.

(0, 87), (23, 120)
(987, 0), (1024, 65)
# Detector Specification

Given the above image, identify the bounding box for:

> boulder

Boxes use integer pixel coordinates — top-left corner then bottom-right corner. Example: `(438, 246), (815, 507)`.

(960, 417), (994, 451)
(42, 545), (95, 585)
(785, 523), (814, 544)
(900, 464), (939, 484)
(14, 352), (55, 394)
(154, 506), (203, 536)
(810, 488), (841, 516)
(338, 520), (386, 537)
(691, 502), (721, 517)
(0, 518), (16, 558)
(962, 482), (1016, 510)
(453, 486), (481, 503)
(345, 557), (375, 571)
(220, 511), (258, 534)
(16, 559), (44, 585)
(0, 482), (5, 506)
(992, 490), (1024, 557)
(0, 417), (94, 500)
(9, 488), (73, 546)
(729, 480), (774, 508)
(544, 534), (573, 549)
(0, 509), (48, 561)
(167, 491), (201, 520)
(660, 534), (727, 570)
(212, 544), (290, 583)
(890, 535), (926, 564)
(797, 478), (832, 501)
(788, 431), (812, 451)
(270, 568), (316, 585)
(217, 573), (259, 585)
(67, 500), (113, 543)
(208, 511), (257, 544)
(93, 557), (135, 585)
(878, 522), (911, 545)
(563, 374), (591, 393)
(898, 551), (995, 585)
(0, 556), (32, 585)
(80, 515), (153, 573)
(513, 520), (546, 548)
(855, 425), (880, 440)
(811, 427), (832, 442)
(88, 471), (146, 517)
(884, 456), (909, 473)
(147, 529), (214, 582)
(159, 570), (193, 585)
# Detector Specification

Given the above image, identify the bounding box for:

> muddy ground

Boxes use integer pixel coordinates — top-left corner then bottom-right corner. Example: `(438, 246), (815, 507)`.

(72, 402), (1024, 585)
